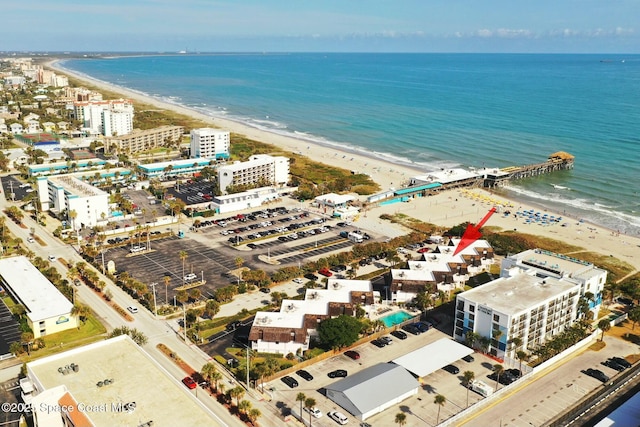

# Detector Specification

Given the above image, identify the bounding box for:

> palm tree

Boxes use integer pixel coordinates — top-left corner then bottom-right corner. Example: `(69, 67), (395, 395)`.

(296, 392), (306, 418)
(434, 394), (446, 424)
(463, 370), (475, 408)
(516, 350), (528, 376)
(210, 371), (223, 393)
(179, 250), (188, 282)
(230, 385), (245, 408)
(598, 319), (611, 341)
(163, 275), (171, 304)
(395, 412), (407, 426)
(304, 397), (317, 426)
(200, 362), (217, 388)
(493, 364), (504, 391)
(247, 408), (261, 426)
(238, 399), (252, 415)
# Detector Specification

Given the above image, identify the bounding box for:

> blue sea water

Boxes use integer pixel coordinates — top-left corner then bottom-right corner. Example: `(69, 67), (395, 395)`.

(60, 53), (640, 234)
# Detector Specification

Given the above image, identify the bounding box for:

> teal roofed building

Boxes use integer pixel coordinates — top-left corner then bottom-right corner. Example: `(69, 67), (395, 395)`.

(28, 158), (107, 177)
(136, 158), (215, 179)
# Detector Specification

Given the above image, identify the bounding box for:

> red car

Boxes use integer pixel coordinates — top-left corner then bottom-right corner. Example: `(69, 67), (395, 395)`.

(417, 247), (431, 253)
(182, 376), (197, 389)
(345, 350), (360, 360)
(318, 268), (333, 277)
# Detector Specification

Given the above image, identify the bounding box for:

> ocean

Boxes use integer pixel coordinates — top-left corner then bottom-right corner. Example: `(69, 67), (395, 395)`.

(59, 53), (640, 235)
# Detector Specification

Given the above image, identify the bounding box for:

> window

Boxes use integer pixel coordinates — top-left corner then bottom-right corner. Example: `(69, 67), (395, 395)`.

(469, 305), (475, 312)
(469, 313), (475, 321)
(493, 313), (500, 322)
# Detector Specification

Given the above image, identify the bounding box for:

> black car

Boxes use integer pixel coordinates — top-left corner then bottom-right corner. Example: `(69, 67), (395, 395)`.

(259, 287), (271, 293)
(610, 357), (632, 369)
(296, 369), (314, 381)
(371, 339), (386, 348)
(328, 369), (348, 378)
(281, 376), (299, 388)
(507, 368), (522, 378)
(442, 364), (460, 374)
(305, 273), (319, 281)
(390, 330), (408, 340)
(402, 324), (421, 335)
(247, 243), (257, 249)
(414, 322), (430, 333)
(462, 355), (475, 363)
(584, 368), (610, 383)
(488, 371), (516, 385)
(602, 359), (626, 372)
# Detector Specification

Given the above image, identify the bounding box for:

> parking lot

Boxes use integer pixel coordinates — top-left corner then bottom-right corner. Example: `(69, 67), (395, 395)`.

(264, 327), (502, 427)
(0, 175), (32, 202)
(0, 301), (22, 357)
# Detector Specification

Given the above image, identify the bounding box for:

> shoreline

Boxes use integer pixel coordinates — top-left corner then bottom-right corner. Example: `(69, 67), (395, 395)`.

(46, 59), (640, 270)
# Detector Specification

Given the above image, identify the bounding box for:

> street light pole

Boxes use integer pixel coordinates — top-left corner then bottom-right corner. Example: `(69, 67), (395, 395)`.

(149, 282), (158, 317)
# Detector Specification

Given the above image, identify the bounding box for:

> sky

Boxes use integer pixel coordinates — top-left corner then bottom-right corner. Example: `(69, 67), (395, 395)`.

(3, 0), (638, 53)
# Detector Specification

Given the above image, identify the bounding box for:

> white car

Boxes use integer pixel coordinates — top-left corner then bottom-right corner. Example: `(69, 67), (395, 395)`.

(293, 278), (305, 284)
(328, 411), (348, 425)
(304, 407), (323, 418)
(48, 255), (57, 262)
(127, 306), (139, 314)
(27, 237), (35, 243)
(184, 273), (197, 281)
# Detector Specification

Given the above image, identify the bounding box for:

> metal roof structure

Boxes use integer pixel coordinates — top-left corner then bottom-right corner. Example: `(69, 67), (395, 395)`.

(392, 338), (473, 377)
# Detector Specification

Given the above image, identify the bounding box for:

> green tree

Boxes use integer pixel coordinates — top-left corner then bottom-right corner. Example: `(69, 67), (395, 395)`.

(463, 371), (475, 408)
(179, 250), (188, 282)
(200, 362), (217, 389)
(317, 315), (364, 349)
(296, 392), (306, 418)
(108, 326), (148, 346)
(516, 350), (528, 376)
(628, 306), (640, 330)
(395, 412), (407, 426)
(304, 397), (317, 427)
(204, 299), (220, 318)
(434, 394), (446, 424)
(493, 364), (504, 391)
(229, 385), (245, 408)
(598, 319), (611, 342)
(238, 399), (252, 414)
(247, 408), (261, 426)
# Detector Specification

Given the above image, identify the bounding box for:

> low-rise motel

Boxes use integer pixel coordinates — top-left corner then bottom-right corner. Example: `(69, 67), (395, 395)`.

(0, 256), (78, 338)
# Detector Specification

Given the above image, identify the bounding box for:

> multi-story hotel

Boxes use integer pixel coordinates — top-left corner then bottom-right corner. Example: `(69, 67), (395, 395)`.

(454, 249), (607, 359)
(217, 154), (289, 193)
(73, 99), (134, 137)
(454, 272), (581, 359)
(36, 175), (109, 230)
(103, 125), (184, 154)
(189, 128), (230, 160)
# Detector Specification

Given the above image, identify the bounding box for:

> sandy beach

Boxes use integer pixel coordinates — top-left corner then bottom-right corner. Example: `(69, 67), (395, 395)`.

(47, 60), (640, 272)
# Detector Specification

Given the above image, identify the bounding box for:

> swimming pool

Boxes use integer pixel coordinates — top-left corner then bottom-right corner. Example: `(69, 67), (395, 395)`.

(380, 310), (414, 327)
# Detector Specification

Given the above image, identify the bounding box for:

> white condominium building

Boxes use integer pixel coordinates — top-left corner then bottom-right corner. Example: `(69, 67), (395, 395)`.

(454, 272), (581, 359)
(73, 99), (134, 137)
(36, 175), (109, 230)
(217, 154), (290, 193)
(190, 128), (230, 160)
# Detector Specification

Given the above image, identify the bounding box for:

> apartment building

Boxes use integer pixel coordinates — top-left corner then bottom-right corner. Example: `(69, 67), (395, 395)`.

(37, 175), (109, 230)
(103, 125), (184, 154)
(217, 154), (290, 193)
(73, 99), (134, 136)
(189, 128), (230, 160)
(454, 272), (581, 359)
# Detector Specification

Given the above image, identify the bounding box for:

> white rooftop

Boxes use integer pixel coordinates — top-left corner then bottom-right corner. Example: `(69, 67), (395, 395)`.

(392, 338), (473, 377)
(391, 268), (435, 282)
(411, 168), (481, 185)
(459, 272), (580, 316)
(315, 193), (354, 205)
(49, 175), (106, 198)
(0, 256), (73, 322)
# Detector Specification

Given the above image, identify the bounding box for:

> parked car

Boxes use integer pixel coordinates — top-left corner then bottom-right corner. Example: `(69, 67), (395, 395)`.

(417, 247), (431, 253)
(259, 287), (271, 293)
(443, 364), (460, 374)
(414, 322), (430, 332)
(390, 330), (408, 340)
(293, 278), (305, 284)
(296, 369), (314, 381)
(305, 273), (319, 281)
(371, 339), (386, 348)
(506, 368), (522, 378)
(281, 376), (299, 388)
(380, 336), (393, 345)
(328, 369), (348, 378)
(184, 273), (197, 281)
(328, 411), (349, 425)
(345, 350), (360, 360)
(182, 376), (197, 389)
(318, 268), (333, 277)
(462, 354), (475, 363)
(584, 368), (610, 383)
(602, 359), (626, 372)
(304, 407), (323, 418)
(488, 371), (516, 385)
(610, 357), (632, 369)
(402, 324), (421, 335)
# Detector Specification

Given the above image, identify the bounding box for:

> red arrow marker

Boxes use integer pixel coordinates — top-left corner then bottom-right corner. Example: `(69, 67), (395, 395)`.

(453, 207), (497, 255)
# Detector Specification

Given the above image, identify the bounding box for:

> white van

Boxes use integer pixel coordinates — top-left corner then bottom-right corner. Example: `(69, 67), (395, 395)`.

(328, 411), (348, 425)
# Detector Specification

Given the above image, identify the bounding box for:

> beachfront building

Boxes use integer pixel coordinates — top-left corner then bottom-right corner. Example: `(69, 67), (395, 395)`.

(249, 279), (376, 356)
(36, 175), (109, 230)
(23, 335), (220, 427)
(135, 157), (214, 180)
(210, 186), (291, 214)
(501, 249), (607, 317)
(454, 271), (581, 360)
(189, 128), (230, 160)
(389, 238), (495, 304)
(103, 125), (184, 155)
(217, 154), (290, 194)
(0, 256), (78, 338)
(73, 99), (134, 137)
(27, 158), (107, 177)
